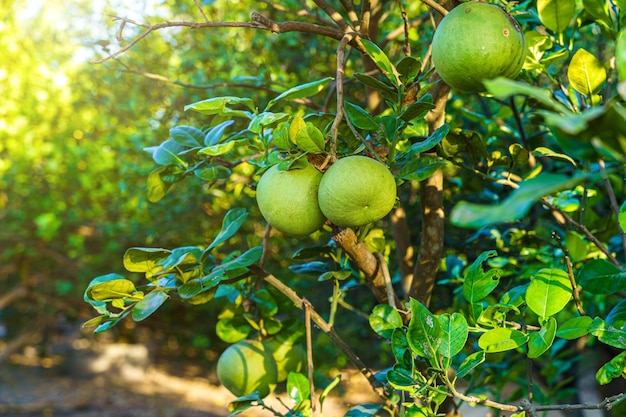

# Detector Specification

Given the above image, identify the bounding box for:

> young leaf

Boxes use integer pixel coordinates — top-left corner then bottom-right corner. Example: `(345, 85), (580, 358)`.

(360, 39), (398, 85)
(556, 316), (593, 339)
(526, 268), (573, 319)
(463, 250), (502, 303)
(204, 120), (235, 146)
(437, 313), (469, 358)
(456, 351), (485, 378)
(131, 289), (169, 321)
(184, 96), (256, 119)
(295, 123), (325, 153)
(319, 374), (341, 411)
(596, 351), (626, 385)
(369, 304), (404, 339)
(206, 208), (248, 252)
(170, 125), (205, 147)
(450, 174), (585, 229)
(265, 77), (332, 111)
(527, 317), (557, 358)
(344, 101), (380, 131)
(123, 247), (171, 276)
(568, 48), (607, 96)
(578, 259), (626, 294)
(537, 0), (576, 34)
(199, 140), (237, 157)
(406, 298), (442, 361)
(478, 328), (528, 353)
(590, 317), (626, 349)
(287, 372), (310, 403)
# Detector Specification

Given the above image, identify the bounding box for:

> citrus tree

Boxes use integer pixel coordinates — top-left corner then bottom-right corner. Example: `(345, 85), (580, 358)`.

(83, 0), (626, 416)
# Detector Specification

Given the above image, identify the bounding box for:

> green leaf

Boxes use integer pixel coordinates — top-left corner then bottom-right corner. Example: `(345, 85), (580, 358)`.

(386, 365), (419, 391)
(204, 120), (235, 146)
(400, 155), (447, 181)
(369, 304), (404, 339)
(178, 278), (203, 299)
(170, 125), (204, 147)
(198, 140), (237, 157)
(406, 298), (442, 361)
(528, 317), (557, 358)
(526, 268), (573, 318)
(286, 372), (310, 403)
(344, 101), (380, 131)
(295, 123), (325, 153)
(360, 39), (398, 85)
(88, 278), (140, 301)
(158, 246), (202, 272)
(396, 56), (422, 79)
(463, 250), (503, 303)
(478, 328), (529, 353)
(532, 147), (576, 166)
(250, 288), (278, 317)
(131, 290), (169, 321)
(437, 313), (469, 358)
(596, 351), (626, 385)
(206, 208), (249, 252)
(556, 316), (592, 339)
(450, 174), (585, 229)
(590, 317), (626, 349)
(354, 72), (396, 93)
(537, 0), (576, 34)
(399, 99), (436, 123)
(391, 328), (411, 366)
(397, 123), (449, 160)
(568, 49), (607, 96)
(227, 393), (262, 416)
(193, 164), (231, 182)
(483, 78), (569, 113)
(146, 167), (170, 203)
(123, 247), (171, 276)
(184, 96), (256, 119)
(456, 351), (485, 378)
(578, 259), (626, 294)
(247, 112), (289, 134)
(344, 404), (384, 417)
(265, 77), (332, 111)
(150, 139), (186, 166)
(607, 299), (626, 327)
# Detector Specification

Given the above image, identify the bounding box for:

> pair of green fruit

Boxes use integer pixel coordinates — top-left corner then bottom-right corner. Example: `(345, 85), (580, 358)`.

(256, 155), (397, 236)
(431, 2), (527, 92)
(216, 338), (306, 398)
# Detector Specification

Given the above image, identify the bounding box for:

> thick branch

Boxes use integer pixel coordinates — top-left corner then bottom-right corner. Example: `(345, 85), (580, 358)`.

(332, 227), (401, 307)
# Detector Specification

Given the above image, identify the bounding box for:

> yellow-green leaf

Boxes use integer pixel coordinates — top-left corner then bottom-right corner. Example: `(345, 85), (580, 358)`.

(568, 48), (607, 96)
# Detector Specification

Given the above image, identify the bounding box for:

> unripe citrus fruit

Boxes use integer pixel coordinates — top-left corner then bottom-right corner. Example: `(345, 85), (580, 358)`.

(256, 160), (326, 236)
(318, 155), (396, 228)
(265, 338), (306, 382)
(431, 2), (527, 92)
(216, 339), (278, 398)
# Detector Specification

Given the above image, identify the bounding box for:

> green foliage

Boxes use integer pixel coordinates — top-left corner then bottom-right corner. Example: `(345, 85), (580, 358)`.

(5, 0), (625, 415)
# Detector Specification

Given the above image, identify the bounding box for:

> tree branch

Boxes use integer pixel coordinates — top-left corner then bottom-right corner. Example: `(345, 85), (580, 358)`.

(254, 267), (388, 404)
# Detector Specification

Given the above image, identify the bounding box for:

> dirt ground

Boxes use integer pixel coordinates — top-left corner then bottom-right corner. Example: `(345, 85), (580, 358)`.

(0, 340), (381, 417)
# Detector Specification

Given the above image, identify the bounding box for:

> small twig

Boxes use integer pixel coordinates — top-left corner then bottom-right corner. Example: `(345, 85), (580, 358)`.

(552, 231), (586, 316)
(255, 267), (389, 403)
(543, 200), (621, 267)
(338, 0), (360, 30)
(361, 0), (372, 38)
(328, 33), (356, 160)
(311, 0), (350, 30)
(421, 0), (450, 17)
(192, 0), (209, 22)
(303, 299), (317, 416)
(397, 0), (411, 56)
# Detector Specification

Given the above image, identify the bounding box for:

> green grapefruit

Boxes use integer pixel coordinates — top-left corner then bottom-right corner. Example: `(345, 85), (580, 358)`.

(431, 2), (527, 92)
(256, 160), (326, 236)
(265, 337), (306, 382)
(216, 339), (278, 398)
(317, 155), (396, 228)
